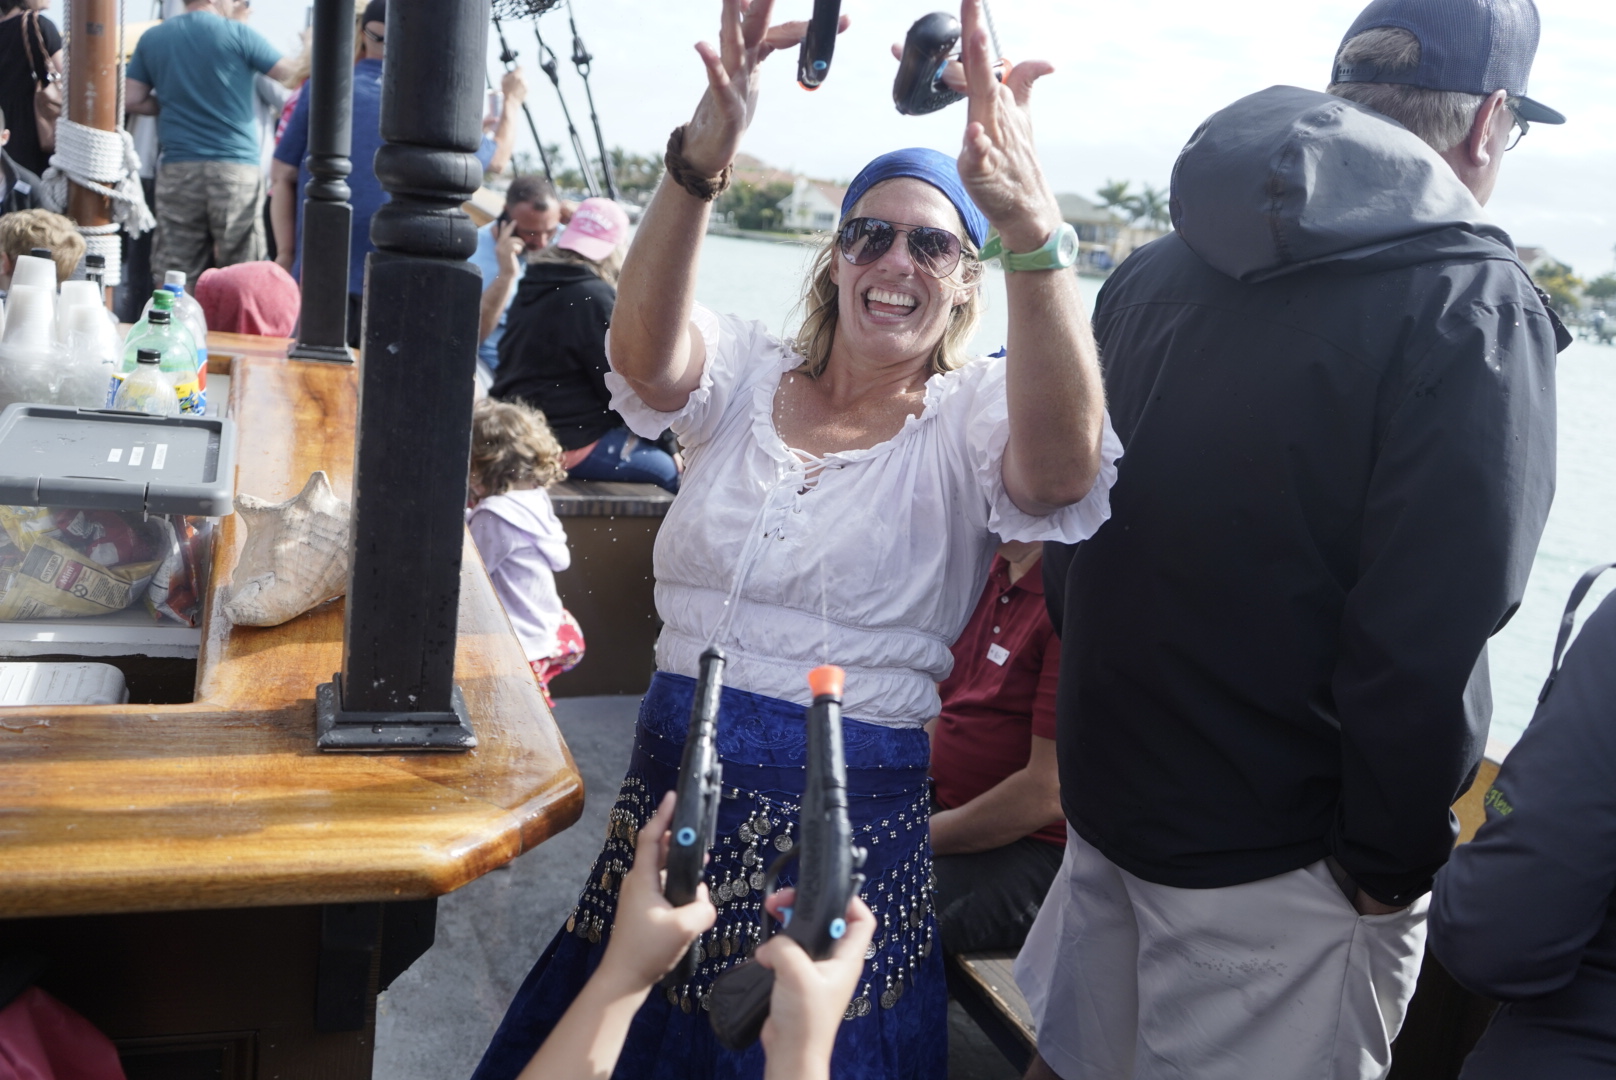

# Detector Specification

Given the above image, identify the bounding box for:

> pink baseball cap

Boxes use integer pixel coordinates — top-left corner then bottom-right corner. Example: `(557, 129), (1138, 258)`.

(556, 198), (629, 262)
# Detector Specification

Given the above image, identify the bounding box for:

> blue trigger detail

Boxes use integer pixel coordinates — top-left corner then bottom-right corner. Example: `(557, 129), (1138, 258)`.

(829, 917), (847, 939)
(813, 59), (828, 70)
(676, 827), (697, 846)
(781, 906), (794, 927)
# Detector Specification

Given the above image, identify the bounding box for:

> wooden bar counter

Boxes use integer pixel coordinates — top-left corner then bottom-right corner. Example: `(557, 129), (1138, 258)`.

(0, 339), (585, 1077)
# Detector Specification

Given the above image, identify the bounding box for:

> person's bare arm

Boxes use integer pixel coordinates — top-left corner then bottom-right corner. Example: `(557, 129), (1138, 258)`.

(485, 68), (528, 177)
(125, 78), (159, 116)
(479, 221), (524, 344)
(931, 735), (1062, 855)
(269, 160), (299, 271)
(611, 0), (846, 412)
(953, 0), (1105, 514)
(515, 793), (715, 1080)
(266, 57), (293, 84)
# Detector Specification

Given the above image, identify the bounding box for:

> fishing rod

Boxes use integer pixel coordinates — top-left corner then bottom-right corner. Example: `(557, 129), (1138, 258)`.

(565, 1), (619, 201)
(534, 21), (601, 198)
(492, 16), (554, 184)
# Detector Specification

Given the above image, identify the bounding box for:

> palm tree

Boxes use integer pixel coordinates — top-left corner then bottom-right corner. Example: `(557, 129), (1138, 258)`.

(1096, 179), (1134, 220)
(1125, 184), (1171, 231)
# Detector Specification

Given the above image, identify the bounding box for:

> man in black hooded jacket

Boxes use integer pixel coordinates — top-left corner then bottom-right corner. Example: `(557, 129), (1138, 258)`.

(1021, 0), (1571, 1077)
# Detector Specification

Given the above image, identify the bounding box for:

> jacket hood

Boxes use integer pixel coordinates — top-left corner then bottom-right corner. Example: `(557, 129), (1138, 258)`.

(468, 488), (557, 535)
(1171, 85), (1517, 282)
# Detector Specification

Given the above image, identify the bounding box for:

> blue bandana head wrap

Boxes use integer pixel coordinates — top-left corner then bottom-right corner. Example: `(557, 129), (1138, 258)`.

(840, 148), (989, 250)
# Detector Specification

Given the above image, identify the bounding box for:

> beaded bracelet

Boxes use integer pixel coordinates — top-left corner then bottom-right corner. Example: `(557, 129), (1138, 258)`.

(664, 125), (734, 202)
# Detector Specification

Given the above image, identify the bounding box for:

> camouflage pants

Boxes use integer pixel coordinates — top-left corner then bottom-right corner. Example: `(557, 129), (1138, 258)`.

(153, 161), (265, 287)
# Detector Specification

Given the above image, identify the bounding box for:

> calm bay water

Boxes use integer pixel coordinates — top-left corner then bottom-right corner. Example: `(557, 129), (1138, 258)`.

(692, 233), (1616, 750)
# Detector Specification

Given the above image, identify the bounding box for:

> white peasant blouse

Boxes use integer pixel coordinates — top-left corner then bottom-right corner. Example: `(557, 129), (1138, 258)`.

(606, 304), (1122, 728)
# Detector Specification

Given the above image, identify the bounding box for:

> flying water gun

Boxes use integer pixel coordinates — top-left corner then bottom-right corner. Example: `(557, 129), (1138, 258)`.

(797, 0), (842, 89)
(893, 4), (1007, 116)
(708, 664), (868, 1049)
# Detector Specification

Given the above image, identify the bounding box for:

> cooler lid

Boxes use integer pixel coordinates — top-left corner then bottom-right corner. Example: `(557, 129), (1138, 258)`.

(0, 404), (237, 516)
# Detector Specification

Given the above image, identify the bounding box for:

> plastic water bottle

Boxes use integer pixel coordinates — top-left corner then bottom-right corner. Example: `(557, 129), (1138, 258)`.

(145, 271), (210, 384)
(112, 308), (203, 413)
(113, 348), (178, 416)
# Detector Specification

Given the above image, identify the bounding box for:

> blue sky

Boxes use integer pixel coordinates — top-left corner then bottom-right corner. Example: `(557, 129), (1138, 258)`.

(245, 0), (1616, 278)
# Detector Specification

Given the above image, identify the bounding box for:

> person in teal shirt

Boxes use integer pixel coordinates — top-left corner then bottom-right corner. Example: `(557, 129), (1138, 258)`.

(126, 0), (289, 289)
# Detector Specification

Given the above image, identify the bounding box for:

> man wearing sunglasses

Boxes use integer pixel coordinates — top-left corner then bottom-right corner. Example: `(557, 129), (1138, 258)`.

(1027, 0), (1572, 1078)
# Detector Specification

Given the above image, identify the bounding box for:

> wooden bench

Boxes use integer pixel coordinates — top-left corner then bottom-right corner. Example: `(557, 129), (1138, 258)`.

(548, 479), (674, 697)
(945, 751), (1507, 1077)
(946, 950), (1037, 1073)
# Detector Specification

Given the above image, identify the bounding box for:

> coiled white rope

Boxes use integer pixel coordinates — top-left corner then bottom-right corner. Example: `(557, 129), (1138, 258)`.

(39, 119), (156, 287)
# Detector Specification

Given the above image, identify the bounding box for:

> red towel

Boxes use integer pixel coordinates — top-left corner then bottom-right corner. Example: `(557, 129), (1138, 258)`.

(0, 987), (126, 1079)
(195, 261), (301, 338)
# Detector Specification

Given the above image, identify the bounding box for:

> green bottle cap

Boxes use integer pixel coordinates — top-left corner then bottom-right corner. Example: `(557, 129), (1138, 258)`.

(151, 289), (175, 310)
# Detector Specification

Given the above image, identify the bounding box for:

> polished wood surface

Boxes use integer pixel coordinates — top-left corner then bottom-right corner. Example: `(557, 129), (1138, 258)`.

(0, 353), (584, 920)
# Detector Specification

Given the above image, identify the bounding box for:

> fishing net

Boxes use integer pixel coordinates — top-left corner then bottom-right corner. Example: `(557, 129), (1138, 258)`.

(490, 0), (561, 20)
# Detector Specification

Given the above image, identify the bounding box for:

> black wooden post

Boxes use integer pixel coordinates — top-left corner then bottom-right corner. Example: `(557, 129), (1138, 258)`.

(315, 0), (485, 751)
(289, 0), (356, 362)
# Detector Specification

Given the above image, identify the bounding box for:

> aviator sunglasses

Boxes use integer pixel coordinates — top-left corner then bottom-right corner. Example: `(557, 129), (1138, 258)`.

(838, 217), (972, 279)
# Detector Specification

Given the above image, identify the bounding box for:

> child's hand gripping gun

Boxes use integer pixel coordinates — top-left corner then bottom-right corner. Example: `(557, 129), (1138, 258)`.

(661, 646), (726, 987)
(707, 665), (868, 1049)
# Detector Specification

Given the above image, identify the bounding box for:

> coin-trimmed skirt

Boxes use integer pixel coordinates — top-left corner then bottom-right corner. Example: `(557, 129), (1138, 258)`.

(470, 671), (946, 1080)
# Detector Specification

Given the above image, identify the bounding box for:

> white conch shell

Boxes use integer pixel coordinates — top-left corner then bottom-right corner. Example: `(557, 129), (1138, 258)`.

(223, 470), (352, 627)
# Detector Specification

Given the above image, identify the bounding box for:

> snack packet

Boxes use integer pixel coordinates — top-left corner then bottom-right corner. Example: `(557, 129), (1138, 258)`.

(0, 506), (161, 620)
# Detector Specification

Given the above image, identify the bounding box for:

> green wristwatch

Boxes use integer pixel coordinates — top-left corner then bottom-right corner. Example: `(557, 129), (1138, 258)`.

(979, 222), (1080, 272)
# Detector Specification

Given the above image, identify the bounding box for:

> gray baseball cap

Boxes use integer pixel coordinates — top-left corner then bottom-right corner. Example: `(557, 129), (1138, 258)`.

(1334, 0), (1564, 124)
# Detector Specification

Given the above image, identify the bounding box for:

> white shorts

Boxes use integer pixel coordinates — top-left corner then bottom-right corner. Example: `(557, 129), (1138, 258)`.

(1015, 826), (1428, 1080)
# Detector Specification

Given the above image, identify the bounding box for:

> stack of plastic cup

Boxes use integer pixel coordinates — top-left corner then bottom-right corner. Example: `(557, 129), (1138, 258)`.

(59, 301), (124, 408)
(0, 284), (67, 411)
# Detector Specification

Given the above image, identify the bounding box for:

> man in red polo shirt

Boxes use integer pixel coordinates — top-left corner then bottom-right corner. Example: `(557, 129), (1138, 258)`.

(929, 540), (1065, 953)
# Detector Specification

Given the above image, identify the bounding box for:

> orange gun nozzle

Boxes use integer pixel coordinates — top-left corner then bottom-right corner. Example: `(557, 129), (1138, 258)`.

(807, 665), (845, 700)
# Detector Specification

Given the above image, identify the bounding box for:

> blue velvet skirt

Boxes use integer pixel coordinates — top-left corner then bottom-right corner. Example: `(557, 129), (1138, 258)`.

(470, 672), (945, 1080)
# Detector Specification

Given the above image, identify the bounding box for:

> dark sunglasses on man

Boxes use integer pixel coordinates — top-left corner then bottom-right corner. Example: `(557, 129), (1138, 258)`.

(838, 217), (977, 279)
(1504, 98), (1529, 151)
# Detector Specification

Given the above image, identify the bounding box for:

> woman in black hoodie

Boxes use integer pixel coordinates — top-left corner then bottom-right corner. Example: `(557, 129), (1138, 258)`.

(492, 197), (680, 492)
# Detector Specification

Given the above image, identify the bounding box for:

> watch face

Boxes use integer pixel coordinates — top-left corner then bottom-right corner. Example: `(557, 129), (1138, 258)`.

(1058, 225), (1080, 266)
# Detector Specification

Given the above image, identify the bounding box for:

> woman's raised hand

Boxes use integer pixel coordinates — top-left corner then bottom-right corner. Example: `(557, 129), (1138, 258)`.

(955, 0), (1063, 253)
(683, 0), (851, 178)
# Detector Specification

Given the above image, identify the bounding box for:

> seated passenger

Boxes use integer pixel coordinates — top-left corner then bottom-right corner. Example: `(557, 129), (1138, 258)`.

(492, 197), (681, 494)
(1, 106), (45, 217)
(1428, 581), (1616, 1079)
(471, 174), (564, 374)
(466, 398), (585, 704)
(928, 540), (1064, 953)
(195, 261), (300, 337)
(0, 209), (84, 292)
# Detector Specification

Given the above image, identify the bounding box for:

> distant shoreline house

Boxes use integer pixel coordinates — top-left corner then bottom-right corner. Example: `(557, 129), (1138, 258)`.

(1055, 193), (1169, 272)
(777, 176), (850, 232)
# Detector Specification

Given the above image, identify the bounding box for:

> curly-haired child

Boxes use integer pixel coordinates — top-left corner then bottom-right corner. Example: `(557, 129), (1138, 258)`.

(467, 398), (585, 704)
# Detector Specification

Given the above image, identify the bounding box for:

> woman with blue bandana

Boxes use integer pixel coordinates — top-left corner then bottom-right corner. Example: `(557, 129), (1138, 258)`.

(472, 2), (1119, 1077)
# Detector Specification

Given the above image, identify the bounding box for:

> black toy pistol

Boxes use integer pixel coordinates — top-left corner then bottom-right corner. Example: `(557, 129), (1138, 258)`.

(797, 0), (842, 90)
(662, 647), (726, 987)
(707, 665), (867, 1049)
(893, 12), (966, 115)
